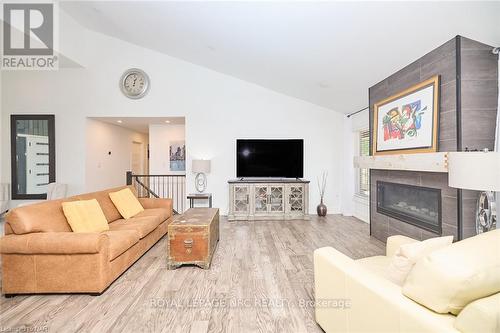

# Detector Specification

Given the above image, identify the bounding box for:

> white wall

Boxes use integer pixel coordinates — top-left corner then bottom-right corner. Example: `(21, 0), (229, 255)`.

(341, 109), (370, 223)
(341, 116), (355, 217)
(1, 9), (346, 214)
(85, 119), (148, 192)
(149, 124), (185, 175)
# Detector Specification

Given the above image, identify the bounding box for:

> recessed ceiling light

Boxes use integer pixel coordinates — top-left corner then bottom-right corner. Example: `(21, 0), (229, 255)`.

(165, 120), (171, 123)
(117, 120), (122, 123)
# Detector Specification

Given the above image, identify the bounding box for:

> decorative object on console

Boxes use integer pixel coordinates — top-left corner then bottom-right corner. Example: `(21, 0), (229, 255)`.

(119, 68), (150, 99)
(192, 159), (211, 193)
(448, 150), (500, 234)
(316, 171), (328, 217)
(372, 75), (440, 155)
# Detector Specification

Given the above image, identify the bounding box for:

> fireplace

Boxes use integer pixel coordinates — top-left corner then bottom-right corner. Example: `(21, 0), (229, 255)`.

(377, 181), (442, 234)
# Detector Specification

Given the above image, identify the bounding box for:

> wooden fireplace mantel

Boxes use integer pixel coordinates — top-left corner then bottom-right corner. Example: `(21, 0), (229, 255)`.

(354, 152), (449, 173)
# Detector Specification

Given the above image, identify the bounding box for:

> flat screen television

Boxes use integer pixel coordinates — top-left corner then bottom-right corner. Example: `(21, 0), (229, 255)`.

(236, 139), (304, 178)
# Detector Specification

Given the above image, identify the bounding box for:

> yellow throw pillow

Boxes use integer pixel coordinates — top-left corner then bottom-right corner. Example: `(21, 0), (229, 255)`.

(62, 199), (109, 233)
(109, 188), (144, 219)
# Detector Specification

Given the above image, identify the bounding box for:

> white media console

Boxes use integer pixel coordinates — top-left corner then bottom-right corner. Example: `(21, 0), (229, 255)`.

(228, 178), (309, 221)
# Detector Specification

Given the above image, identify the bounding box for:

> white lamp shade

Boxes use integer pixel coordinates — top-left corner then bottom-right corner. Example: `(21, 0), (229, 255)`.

(192, 159), (211, 173)
(448, 152), (500, 191)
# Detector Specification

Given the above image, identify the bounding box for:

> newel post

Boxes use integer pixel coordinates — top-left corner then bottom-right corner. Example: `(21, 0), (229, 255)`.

(126, 171), (132, 185)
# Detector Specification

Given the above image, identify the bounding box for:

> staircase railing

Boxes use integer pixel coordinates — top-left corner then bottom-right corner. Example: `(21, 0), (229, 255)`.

(126, 171), (186, 214)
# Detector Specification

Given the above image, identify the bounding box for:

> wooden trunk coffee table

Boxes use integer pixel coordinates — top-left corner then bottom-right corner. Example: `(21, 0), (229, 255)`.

(167, 208), (219, 269)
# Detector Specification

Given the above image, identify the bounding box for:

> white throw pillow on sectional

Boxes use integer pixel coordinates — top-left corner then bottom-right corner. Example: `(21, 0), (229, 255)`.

(387, 235), (453, 286)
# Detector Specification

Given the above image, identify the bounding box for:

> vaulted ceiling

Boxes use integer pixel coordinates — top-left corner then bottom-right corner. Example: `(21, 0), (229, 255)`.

(61, 1), (500, 113)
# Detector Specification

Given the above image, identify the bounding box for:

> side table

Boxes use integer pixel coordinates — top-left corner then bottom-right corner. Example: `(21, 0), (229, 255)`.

(187, 193), (212, 208)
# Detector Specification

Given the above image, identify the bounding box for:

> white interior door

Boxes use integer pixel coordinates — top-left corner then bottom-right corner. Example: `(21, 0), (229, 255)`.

(131, 141), (144, 175)
(24, 135), (49, 194)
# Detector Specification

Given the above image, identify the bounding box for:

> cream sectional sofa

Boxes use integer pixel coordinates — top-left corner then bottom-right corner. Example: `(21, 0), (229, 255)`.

(314, 231), (500, 333)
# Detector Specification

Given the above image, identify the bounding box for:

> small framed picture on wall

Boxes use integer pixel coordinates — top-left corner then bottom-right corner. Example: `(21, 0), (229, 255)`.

(372, 75), (440, 155)
(169, 141), (185, 171)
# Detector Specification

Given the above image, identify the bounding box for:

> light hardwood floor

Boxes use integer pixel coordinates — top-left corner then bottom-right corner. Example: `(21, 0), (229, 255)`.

(0, 215), (384, 333)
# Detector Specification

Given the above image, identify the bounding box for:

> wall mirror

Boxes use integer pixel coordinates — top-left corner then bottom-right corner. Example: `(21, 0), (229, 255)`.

(10, 115), (55, 200)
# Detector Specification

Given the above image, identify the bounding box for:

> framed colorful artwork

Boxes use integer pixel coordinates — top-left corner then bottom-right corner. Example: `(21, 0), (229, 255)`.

(372, 75), (440, 155)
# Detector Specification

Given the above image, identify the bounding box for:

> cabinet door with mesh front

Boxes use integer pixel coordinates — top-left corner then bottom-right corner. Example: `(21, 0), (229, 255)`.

(232, 185), (250, 216)
(253, 185), (268, 215)
(268, 185), (285, 214)
(287, 185), (305, 216)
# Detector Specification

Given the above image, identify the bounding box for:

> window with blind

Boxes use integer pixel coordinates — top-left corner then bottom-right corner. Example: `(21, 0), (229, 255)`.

(357, 129), (370, 197)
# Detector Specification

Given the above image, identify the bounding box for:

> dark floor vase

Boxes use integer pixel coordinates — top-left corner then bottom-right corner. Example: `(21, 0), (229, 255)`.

(317, 200), (327, 217)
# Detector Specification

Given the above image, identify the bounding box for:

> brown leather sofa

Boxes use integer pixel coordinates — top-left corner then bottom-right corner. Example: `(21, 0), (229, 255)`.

(0, 186), (172, 296)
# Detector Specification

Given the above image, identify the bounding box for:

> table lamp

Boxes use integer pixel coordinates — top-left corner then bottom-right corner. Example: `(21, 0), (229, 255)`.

(448, 150), (500, 234)
(192, 159), (211, 193)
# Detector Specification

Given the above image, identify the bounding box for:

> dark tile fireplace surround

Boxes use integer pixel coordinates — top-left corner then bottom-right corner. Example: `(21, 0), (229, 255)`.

(368, 36), (499, 242)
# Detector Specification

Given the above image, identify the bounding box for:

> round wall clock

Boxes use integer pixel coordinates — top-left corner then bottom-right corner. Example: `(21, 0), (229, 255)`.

(120, 68), (150, 99)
